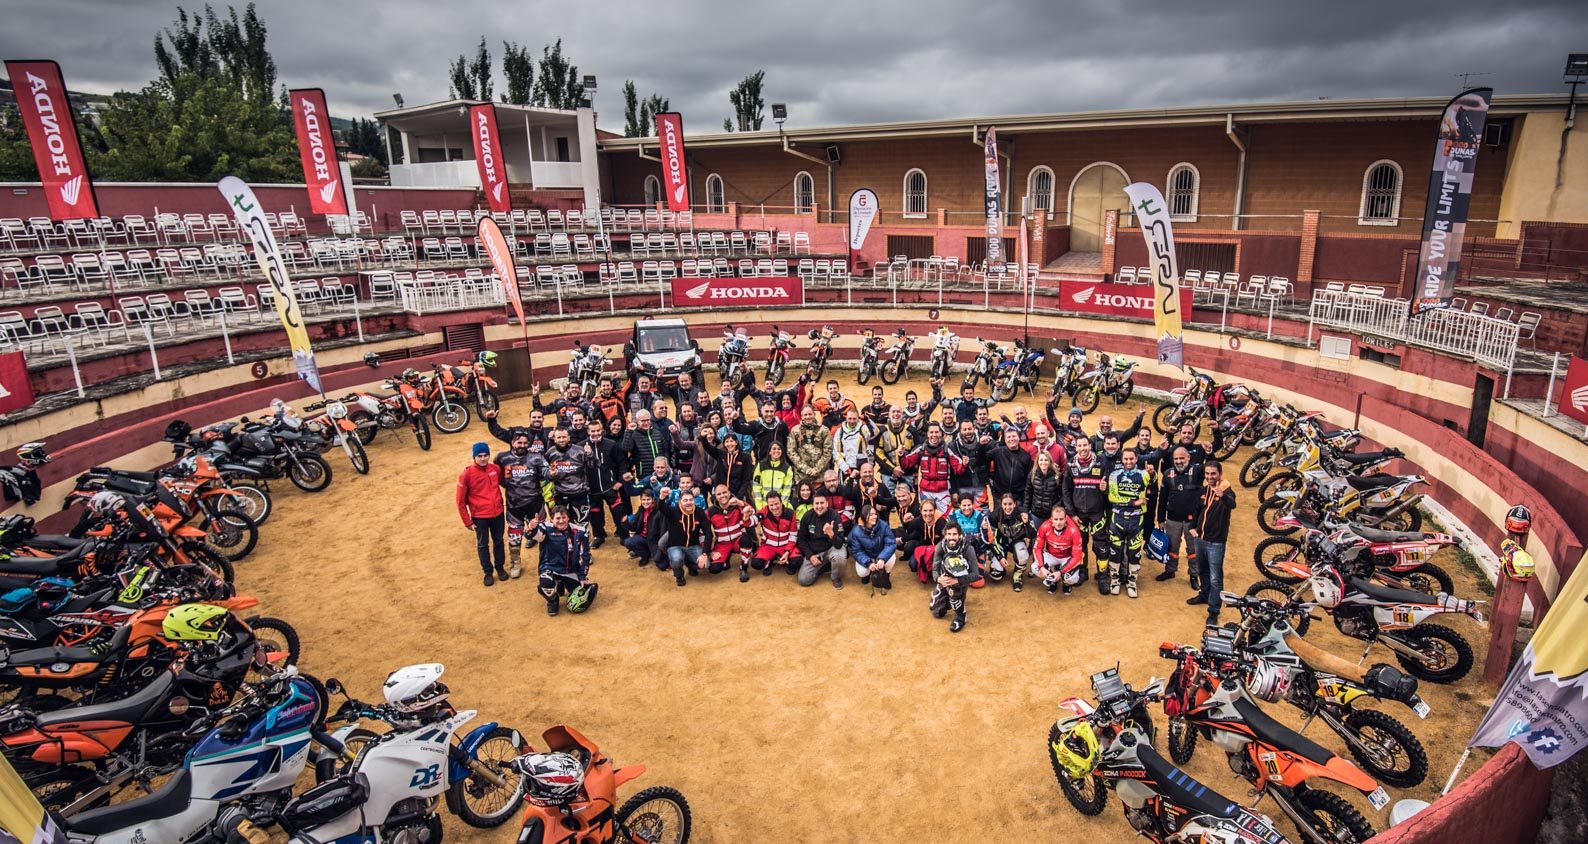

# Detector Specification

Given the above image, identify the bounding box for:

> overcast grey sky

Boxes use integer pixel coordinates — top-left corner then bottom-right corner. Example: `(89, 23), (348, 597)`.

(3, 0), (1583, 131)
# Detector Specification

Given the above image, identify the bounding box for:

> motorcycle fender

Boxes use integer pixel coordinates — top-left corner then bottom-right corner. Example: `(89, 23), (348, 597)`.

(1372, 605), (1438, 630)
(1316, 679), (1368, 707)
(612, 763), (646, 788)
(517, 815), (547, 844)
(451, 720), (516, 784)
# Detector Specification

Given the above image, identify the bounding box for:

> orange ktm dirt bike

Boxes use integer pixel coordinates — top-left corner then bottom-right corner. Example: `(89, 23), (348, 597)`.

(64, 457), (260, 561)
(422, 364), (475, 434)
(341, 378), (432, 451)
(509, 724), (692, 844)
(303, 399), (372, 476)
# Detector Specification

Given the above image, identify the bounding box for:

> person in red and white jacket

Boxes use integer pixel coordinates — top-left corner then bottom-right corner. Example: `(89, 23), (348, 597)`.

(897, 422), (965, 513)
(705, 484), (755, 579)
(456, 442), (507, 586)
(751, 493), (800, 576)
(1032, 502), (1085, 595)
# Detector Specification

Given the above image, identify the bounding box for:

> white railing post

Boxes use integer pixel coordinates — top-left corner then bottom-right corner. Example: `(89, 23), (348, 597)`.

(352, 296), (364, 343)
(63, 335), (84, 397)
(143, 323), (161, 379)
(1220, 289), (1229, 332)
(219, 311), (234, 364)
(1266, 296), (1276, 339)
(1543, 352), (1561, 416)
(555, 277), (564, 317)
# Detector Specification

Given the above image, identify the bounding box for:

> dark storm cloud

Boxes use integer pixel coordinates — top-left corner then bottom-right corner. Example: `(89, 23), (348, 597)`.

(3, 0), (1581, 130)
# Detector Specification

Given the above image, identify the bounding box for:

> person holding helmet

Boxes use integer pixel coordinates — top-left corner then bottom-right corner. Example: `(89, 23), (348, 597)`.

(528, 505), (595, 616)
(929, 522), (980, 633)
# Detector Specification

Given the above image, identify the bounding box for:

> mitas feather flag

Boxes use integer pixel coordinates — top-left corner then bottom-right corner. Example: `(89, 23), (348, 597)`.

(218, 176), (323, 393)
(1467, 556), (1588, 768)
(1122, 182), (1184, 369)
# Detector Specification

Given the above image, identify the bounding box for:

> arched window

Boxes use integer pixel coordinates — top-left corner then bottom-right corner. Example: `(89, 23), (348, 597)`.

(903, 168), (927, 218)
(793, 171), (815, 214)
(705, 174), (725, 213)
(1358, 160), (1402, 226)
(643, 175), (661, 207)
(1166, 163), (1199, 222)
(1026, 166), (1055, 218)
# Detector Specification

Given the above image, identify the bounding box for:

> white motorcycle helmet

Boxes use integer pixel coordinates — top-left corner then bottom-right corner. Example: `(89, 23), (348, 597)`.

(1309, 566), (1346, 609)
(1246, 659), (1293, 703)
(88, 490), (125, 517)
(512, 752), (585, 806)
(382, 663), (450, 714)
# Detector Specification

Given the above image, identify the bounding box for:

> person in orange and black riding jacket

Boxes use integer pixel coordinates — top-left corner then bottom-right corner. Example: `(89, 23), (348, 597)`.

(751, 492), (800, 577)
(1062, 437), (1112, 591)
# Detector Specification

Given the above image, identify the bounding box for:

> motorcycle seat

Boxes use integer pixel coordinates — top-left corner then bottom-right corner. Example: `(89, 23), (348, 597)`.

(102, 476), (157, 496)
(23, 535), (88, 551)
(1349, 524), (1426, 544)
(1344, 473), (1399, 491)
(1349, 576), (1441, 605)
(36, 665), (173, 728)
(1230, 695), (1335, 766)
(1337, 450), (1394, 466)
(66, 767), (191, 836)
(1320, 429), (1355, 441)
(1282, 632), (1368, 685)
(0, 554), (76, 577)
(98, 468), (161, 483)
(1135, 742), (1240, 819)
(4, 624), (132, 670)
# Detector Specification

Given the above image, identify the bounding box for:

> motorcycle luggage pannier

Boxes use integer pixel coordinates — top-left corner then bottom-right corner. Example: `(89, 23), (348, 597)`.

(1364, 663), (1419, 703)
(240, 431), (277, 456)
(282, 776), (369, 828)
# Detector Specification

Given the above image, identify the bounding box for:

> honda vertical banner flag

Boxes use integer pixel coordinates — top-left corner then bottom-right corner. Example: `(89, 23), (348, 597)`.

(469, 103), (512, 213)
(1122, 182), (1185, 368)
(4, 60), (99, 221)
(218, 177), (323, 393)
(654, 112), (690, 212)
(1467, 553), (1588, 768)
(287, 89), (349, 216)
(477, 217), (526, 328)
(848, 188), (878, 273)
(1412, 88), (1492, 315)
(983, 127), (1004, 264)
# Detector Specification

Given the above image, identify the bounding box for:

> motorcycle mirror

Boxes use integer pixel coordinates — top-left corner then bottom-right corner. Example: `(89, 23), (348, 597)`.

(325, 678), (345, 697)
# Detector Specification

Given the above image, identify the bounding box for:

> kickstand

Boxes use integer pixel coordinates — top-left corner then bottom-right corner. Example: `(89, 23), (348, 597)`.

(1357, 640), (1374, 665)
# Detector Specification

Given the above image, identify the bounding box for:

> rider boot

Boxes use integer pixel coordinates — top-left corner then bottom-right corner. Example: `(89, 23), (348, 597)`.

(506, 543), (524, 579)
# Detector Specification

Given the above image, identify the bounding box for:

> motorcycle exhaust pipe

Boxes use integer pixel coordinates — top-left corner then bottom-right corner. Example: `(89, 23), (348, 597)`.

(1268, 792), (1336, 844)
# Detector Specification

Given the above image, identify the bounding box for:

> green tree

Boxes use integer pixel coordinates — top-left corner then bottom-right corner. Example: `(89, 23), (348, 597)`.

(93, 71), (298, 182)
(447, 36), (495, 102)
(469, 37), (493, 103)
(502, 41), (534, 105)
(622, 80), (640, 137)
(532, 39), (582, 109)
(154, 3), (276, 105)
(345, 117), (387, 164)
(448, 54), (475, 100)
(725, 70), (765, 132)
(639, 94), (669, 134)
(350, 155), (387, 179)
(0, 105), (41, 181)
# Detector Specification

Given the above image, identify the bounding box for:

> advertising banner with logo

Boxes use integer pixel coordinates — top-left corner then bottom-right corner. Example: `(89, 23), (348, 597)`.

(218, 176), (323, 393)
(3, 753), (66, 844)
(477, 216), (525, 327)
(1060, 281), (1191, 321)
(468, 103), (512, 213)
(983, 128), (1003, 264)
(654, 112), (690, 213)
(288, 88), (350, 216)
(1412, 88), (1492, 316)
(672, 276), (803, 307)
(1122, 182), (1186, 368)
(1560, 354), (1588, 427)
(848, 188), (878, 272)
(4, 60), (99, 221)
(0, 351), (35, 415)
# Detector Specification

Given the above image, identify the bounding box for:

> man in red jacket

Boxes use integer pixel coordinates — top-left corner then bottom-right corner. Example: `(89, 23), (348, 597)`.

(457, 442), (508, 586)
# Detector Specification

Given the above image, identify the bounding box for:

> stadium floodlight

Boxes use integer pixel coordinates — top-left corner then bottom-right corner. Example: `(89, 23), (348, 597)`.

(392, 93), (404, 108)
(583, 75), (598, 95)
(772, 103), (787, 127)
(580, 75), (597, 108)
(1566, 54), (1588, 83)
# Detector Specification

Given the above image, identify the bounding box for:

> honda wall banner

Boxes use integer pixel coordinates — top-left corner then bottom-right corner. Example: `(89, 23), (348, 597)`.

(4, 60), (100, 221)
(1560, 354), (1588, 427)
(848, 188), (878, 272)
(1122, 182), (1186, 368)
(469, 103), (512, 213)
(477, 217), (526, 327)
(654, 112), (690, 213)
(983, 127), (1003, 264)
(672, 276), (803, 307)
(1412, 87), (1492, 316)
(1060, 280), (1192, 321)
(218, 176), (323, 393)
(0, 351), (36, 415)
(288, 88), (350, 216)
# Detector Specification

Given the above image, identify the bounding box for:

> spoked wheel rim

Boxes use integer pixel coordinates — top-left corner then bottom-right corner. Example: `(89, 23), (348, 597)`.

(623, 798), (687, 844)
(460, 733), (528, 822)
(220, 488), (269, 523)
(1356, 723), (1409, 775)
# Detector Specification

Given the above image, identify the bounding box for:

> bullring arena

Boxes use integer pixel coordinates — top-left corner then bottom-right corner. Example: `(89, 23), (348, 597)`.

(3, 25), (1588, 844)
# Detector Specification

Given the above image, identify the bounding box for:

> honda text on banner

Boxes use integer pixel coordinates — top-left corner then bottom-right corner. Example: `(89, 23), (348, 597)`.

(671, 276), (803, 307)
(470, 103), (512, 213)
(1061, 281), (1191, 320)
(655, 112), (691, 213)
(4, 59), (99, 220)
(288, 88), (350, 216)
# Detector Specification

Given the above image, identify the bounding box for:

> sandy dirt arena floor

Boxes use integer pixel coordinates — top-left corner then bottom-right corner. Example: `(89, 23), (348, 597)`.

(238, 373), (1497, 843)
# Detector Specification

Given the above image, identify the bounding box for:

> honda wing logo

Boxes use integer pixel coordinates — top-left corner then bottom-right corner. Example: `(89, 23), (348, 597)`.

(1572, 384), (1588, 413)
(318, 181), (338, 204)
(1072, 286), (1094, 304)
(673, 183), (688, 204)
(59, 174), (83, 206)
(685, 281), (711, 299)
(492, 182), (505, 203)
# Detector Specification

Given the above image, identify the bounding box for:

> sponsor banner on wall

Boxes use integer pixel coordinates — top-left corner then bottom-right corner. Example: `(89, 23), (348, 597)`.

(1560, 354), (1588, 426)
(218, 176), (323, 393)
(654, 112), (690, 212)
(1122, 181), (1186, 368)
(0, 351), (36, 415)
(671, 276), (803, 307)
(1411, 88), (1492, 316)
(4, 60), (99, 221)
(477, 217), (525, 327)
(469, 104), (512, 213)
(983, 128), (1003, 264)
(287, 89), (350, 216)
(1060, 280), (1191, 321)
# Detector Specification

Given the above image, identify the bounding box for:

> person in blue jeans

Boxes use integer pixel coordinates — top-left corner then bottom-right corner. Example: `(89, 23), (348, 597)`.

(1186, 460), (1236, 625)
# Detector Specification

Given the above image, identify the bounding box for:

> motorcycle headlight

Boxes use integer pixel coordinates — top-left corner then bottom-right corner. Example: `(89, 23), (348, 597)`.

(326, 402), (348, 420)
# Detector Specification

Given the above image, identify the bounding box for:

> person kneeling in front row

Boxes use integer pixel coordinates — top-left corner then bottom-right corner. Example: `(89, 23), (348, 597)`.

(530, 506), (596, 616)
(848, 505), (898, 593)
(930, 523), (980, 633)
(796, 492), (847, 588)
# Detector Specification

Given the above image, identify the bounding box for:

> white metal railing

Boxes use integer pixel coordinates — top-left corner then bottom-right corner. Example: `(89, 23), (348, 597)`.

(398, 279), (505, 314)
(1308, 290), (1519, 373)
(388, 161), (482, 189)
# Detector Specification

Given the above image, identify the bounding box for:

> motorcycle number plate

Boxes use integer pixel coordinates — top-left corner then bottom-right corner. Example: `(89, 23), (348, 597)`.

(1412, 699), (1431, 719)
(1258, 750), (1282, 781)
(1392, 609), (1416, 626)
(1368, 787), (1390, 810)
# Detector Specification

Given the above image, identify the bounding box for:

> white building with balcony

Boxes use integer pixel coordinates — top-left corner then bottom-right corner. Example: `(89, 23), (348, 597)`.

(376, 99), (601, 207)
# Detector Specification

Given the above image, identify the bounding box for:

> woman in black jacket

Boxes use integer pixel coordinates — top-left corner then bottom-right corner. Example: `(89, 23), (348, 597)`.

(1024, 449), (1062, 518)
(988, 493), (1036, 590)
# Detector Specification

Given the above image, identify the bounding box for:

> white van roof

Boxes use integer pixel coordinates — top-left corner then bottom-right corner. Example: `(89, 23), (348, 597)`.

(636, 318), (688, 329)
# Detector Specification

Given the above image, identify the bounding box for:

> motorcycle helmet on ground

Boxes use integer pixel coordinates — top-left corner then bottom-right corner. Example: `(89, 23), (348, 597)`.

(163, 603), (229, 641)
(566, 582), (598, 614)
(1245, 659), (1292, 703)
(513, 752), (585, 806)
(1054, 721), (1101, 779)
(15, 442), (50, 466)
(477, 350), (499, 369)
(382, 663), (451, 714)
(1504, 504), (1532, 536)
(363, 352), (381, 368)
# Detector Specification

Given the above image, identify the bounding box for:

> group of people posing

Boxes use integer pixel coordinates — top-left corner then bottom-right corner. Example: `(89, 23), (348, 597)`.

(454, 367), (1238, 630)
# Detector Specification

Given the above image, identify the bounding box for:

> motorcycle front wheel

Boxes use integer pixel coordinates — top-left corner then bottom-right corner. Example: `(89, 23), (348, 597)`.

(433, 402), (471, 434)
(881, 359), (903, 384)
(1257, 470), (1303, 502)
(1296, 789), (1376, 844)
(1152, 404), (1179, 435)
(245, 616), (302, 669)
(1048, 722), (1107, 816)
(1256, 499), (1298, 535)
(1253, 536), (1306, 583)
(992, 375), (1017, 402)
(1115, 378), (1135, 405)
(1243, 579), (1312, 636)
(344, 437), (370, 475)
(767, 358), (785, 386)
(476, 392), (501, 416)
(857, 361), (873, 385)
(288, 453), (333, 492)
(616, 785), (692, 844)
(221, 480), (272, 525)
(1239, 451), (1274, 488)
(1168, 716), (1198, 764)
(1075, 385), (1101, 413)
(204, 507), (259, 561)
(445, 726), (531, 828)
(349, 411), (378, 446)
(413, 413), (433, 451)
